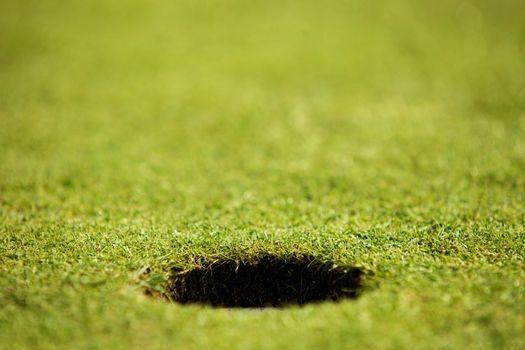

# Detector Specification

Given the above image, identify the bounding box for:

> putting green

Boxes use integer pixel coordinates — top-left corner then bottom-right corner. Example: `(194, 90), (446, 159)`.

(1, 0), (524, 349)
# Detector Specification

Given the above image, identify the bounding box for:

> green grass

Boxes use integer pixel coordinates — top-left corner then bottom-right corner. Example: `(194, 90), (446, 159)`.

(1, 0), (524, 348)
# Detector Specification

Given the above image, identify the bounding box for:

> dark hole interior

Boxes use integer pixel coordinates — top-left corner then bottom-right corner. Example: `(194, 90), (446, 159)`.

(166, 255), (365, 308)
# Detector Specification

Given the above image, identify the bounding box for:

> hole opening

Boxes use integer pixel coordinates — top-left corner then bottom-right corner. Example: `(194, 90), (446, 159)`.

(164, 255), (366, 308)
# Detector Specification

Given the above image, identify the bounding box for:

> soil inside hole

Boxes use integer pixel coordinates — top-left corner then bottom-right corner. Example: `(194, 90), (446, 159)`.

(165, 255), (365, 308)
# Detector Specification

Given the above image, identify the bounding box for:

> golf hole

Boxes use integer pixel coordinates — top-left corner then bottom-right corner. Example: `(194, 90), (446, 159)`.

(165, 255), (366, 308)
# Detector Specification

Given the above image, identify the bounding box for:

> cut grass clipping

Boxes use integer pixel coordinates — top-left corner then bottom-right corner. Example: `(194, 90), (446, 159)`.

(160, 254), (366, 308)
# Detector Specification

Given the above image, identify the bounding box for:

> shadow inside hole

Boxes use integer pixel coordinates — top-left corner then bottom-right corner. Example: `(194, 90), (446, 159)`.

(165, 255), (365, 308)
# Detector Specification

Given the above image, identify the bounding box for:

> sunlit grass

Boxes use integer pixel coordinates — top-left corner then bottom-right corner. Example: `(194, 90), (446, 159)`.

(1, 0), (524, 349)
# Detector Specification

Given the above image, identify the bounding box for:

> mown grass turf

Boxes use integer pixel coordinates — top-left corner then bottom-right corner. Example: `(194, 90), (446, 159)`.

(1, 0), (524, 349)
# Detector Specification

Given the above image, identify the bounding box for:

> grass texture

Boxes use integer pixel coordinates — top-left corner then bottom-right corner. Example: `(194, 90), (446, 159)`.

(1, 0), (524, 349)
